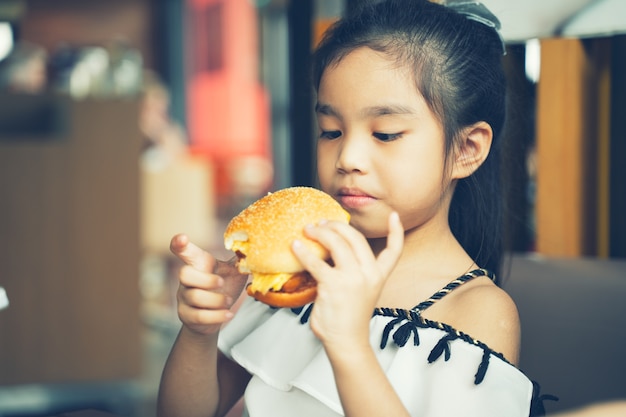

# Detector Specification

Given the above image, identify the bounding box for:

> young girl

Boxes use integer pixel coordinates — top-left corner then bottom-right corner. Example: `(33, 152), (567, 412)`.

(158, 1), (542, 416)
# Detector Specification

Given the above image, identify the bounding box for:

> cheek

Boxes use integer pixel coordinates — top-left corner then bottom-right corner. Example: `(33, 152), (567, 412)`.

(381, 147), (447, 202)
(383, 146), (439, 181)
(316, 142), (334, 183)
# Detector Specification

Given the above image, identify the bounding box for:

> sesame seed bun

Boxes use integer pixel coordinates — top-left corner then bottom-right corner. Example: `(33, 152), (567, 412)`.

(224, 187), (350, 307)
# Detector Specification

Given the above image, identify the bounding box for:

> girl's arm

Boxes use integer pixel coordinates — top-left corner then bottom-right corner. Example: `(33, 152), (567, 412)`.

(157, 327), (251, 417)
(293, 212), (408, 416)
(157, 234), (250, 417)
(325, 341), (411, 417)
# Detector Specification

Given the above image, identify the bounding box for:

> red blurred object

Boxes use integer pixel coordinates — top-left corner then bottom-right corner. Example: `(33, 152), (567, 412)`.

(186, 0), (272, 206)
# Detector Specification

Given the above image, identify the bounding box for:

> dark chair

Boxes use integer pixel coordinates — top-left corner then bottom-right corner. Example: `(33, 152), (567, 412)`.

(502, 254), (626, 415)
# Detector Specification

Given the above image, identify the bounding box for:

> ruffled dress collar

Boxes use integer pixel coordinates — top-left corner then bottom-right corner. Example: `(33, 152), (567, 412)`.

(218, 270), (538, 416)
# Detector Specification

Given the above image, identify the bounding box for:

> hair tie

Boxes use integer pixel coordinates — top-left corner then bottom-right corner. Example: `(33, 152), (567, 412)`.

(445, 1), (506, 55)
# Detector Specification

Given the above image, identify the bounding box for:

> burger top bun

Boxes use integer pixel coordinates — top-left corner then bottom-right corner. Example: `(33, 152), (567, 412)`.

(224, 187), (350, 274)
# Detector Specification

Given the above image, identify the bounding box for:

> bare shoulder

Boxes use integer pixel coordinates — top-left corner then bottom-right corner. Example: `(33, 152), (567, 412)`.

(436, 279), (521, 365)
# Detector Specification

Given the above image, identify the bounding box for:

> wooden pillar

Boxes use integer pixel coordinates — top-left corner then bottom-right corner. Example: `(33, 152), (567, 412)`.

(535, 38), (611, 257)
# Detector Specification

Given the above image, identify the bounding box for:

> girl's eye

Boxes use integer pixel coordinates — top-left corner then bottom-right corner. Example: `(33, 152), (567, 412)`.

(373, 132), (402, 142)
(319, 130), (341, 140)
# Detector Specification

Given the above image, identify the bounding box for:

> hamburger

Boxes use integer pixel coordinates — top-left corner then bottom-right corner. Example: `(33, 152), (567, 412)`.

(224, 187), (350, 308)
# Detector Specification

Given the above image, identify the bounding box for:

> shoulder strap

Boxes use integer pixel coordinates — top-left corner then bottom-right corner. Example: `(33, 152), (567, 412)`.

(411, 268), (495, 314)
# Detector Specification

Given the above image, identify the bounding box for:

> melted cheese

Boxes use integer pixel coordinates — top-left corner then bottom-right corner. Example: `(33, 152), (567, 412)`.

(249, 272), (292, 295)
(230, 240), (291, 294)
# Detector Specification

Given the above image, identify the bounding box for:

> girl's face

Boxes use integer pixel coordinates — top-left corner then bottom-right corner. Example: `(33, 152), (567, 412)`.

(316, 47), (452, 239)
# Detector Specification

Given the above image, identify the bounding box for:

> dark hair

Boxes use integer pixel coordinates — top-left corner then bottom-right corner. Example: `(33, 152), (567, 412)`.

(312, 0), (507, 280)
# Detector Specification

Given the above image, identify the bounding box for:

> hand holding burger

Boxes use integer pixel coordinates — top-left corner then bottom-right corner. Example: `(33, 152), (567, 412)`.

(224, 187), (350, 308)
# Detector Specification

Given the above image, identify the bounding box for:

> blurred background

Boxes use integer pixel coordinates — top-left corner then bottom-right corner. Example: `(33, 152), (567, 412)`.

(0, 0), (624, 416)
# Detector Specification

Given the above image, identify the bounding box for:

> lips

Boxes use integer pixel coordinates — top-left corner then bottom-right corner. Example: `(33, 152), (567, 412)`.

(336, 187), (376, 209)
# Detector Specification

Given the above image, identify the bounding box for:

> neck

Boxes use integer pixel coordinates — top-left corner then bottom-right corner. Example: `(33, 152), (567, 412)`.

(373, 222), (478, 310)
(369, 216), (476, 281)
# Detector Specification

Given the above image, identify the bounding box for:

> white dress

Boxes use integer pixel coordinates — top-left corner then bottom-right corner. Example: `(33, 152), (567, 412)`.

(218, 269), (536, 417)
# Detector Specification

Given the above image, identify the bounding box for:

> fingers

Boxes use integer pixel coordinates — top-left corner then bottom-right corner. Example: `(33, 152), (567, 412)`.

(294, 211), (404, 280)
(178, 264), (223, 290)
(292, 238), (333, 278)
(177, 282), (234, 331)
(170, 233), (215, 272)
(302, 221), (371, 270)
(170, 233), (239, 333)
(178, 303), (234, 328)
(178, 277), (231, 310)
(176, 264), (234, 332)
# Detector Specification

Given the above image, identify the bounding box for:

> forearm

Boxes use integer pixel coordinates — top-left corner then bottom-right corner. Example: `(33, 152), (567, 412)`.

(326, 343), (411, 417)
(157, 327), (221, 417)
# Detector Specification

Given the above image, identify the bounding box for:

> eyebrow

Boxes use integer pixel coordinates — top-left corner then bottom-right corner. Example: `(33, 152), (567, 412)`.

(315, 102), (416, 119)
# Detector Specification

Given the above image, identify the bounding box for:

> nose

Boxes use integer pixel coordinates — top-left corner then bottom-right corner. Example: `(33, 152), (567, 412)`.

(335, 135), (368, 174)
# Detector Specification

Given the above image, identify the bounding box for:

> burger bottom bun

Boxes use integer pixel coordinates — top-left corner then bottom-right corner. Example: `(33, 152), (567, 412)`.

(247, 272), (317, 308)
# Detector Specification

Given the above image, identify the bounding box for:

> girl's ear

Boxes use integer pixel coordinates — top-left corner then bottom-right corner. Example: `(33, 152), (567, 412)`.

(451, 121), (493, 180)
